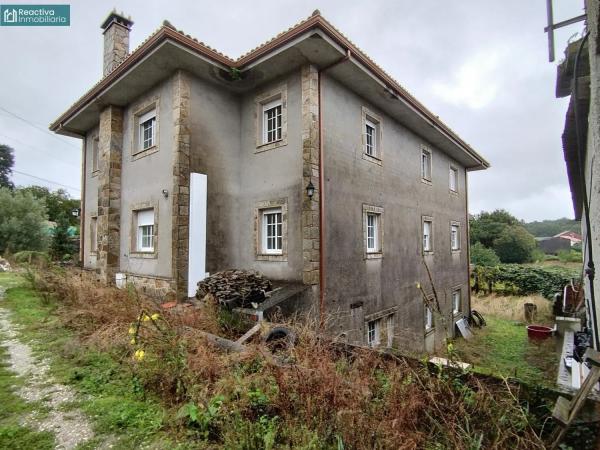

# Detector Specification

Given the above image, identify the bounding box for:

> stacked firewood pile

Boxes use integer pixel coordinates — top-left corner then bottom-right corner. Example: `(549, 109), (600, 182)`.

(196, 270), (272, 309)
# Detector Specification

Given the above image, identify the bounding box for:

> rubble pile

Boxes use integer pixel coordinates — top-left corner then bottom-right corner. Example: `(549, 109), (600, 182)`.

(0, 258), (11, 273)
(197, 270), (272, 309)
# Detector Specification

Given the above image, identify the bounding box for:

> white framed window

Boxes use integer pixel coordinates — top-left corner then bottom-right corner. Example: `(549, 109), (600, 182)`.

(90, 216), (98, 253)
(421, 148), (432, 181)
(385, 314), (394, 348)
(366, 213), (380, 253)
(452, 289), (461, 315)
(262, 207), (283, 254)
(425, 305), (433, 331)
(262, 98), (282, 144)
(451, 223), (460, 251)
(92, 137), (99, 173)
(449, 166), (458, 192)
(365, 119), (377, 157)
(367, 319), (381, 347)
(138, 109), (156, 151)
(136, 209), (154, 252)
(423, 219), (433, 252)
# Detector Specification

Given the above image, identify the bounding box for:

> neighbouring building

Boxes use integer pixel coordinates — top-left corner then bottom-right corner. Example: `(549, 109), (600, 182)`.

(555, 0), (600, 351)
(50, 10), (489, 352)
(554, 230), (583, 247)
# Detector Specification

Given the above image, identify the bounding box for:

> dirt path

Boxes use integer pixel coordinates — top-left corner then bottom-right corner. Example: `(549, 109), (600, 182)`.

(0, 286), (94, 449)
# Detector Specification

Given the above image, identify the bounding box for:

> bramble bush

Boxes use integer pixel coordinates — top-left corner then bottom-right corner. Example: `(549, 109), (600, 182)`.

(472, 264), (579, 298)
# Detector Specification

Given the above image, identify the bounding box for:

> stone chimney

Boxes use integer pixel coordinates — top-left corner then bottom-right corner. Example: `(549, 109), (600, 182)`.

(100, 11), (133, 76)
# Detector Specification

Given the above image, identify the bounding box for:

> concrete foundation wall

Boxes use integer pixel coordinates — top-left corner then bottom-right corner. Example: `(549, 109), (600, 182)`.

(321, 75), (470, 351)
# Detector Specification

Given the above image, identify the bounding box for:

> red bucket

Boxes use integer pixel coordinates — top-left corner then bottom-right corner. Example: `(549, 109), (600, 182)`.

(527, 325), (553, 340)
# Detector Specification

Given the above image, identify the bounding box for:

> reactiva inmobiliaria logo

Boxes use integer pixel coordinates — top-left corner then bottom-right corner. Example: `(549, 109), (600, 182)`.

(1, 4), (69, 26)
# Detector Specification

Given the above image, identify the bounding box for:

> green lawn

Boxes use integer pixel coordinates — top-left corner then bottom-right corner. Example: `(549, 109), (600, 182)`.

(453, 316), (558, 386)
(0, 273), (173, 450)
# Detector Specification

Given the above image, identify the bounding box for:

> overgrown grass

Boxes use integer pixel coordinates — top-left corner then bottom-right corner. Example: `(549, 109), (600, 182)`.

(0, 272), (168, 449)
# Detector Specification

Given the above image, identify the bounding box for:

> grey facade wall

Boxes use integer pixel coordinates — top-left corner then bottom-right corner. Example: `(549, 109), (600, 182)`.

(583, 0), (600, 349)
(118, 79), (174, 279)
(321, 75), (470, 351)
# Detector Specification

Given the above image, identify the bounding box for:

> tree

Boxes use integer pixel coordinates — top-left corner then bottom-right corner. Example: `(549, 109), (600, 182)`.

(0, 144), (15, 190)
(50, 214), (77, 260)
(0, 187), (48, 254)
(493, 225), (537, 264)
(470, 209), (521, 248)
(523, 218), (580, 237)
(17, 186), (80, 226)
(470, 242), (500, 266)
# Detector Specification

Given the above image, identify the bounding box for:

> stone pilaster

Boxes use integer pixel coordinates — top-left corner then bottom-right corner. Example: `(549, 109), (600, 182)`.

(97, 105), (123, 283)
(171, 70), (191, 298)
(301, 64), (320, 285)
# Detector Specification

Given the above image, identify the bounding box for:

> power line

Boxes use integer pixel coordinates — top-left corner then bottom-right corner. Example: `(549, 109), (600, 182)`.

(12, 169), (81, 192)
(0, 132), (79, 168)
(0, 106), (81, 151)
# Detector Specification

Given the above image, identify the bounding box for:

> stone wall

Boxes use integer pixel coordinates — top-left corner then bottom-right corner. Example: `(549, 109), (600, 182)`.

(126, 274), (174, 299)
(97, 105), (123, 283)
(301, 65), (320, 287)
(171, 71), (191, 298)
(103, 22), (129, 75)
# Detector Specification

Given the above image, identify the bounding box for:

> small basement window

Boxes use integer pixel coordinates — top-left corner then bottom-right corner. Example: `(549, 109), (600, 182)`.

(90, 216), (98, 253)
(262, 207), (283, 254)
(136, 209), (155, 252)
(452, 289), (461, 315)
(92, 137), (99, 173)
(425, 305), (433, 331)
(367, 319), (381, 347)
(385, 314), (394, 348)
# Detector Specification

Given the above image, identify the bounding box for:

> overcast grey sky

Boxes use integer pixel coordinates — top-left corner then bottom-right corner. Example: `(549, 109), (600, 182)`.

(0, 0), (586, 221)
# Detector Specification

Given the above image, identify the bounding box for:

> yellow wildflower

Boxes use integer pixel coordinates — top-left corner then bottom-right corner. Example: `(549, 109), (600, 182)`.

(134, 349), (145, 361)
(142, 314), (151, 322)
(151, 313), (160, 321)
(416, 282), (421, 289)
(130, 338), (136, 345)
(128, 326), (136, 335)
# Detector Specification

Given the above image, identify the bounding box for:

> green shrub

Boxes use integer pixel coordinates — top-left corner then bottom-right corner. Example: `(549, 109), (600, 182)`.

(0, 188), (48, 253)
(557, 249), (582, 263)
(470, 242), (500, 266)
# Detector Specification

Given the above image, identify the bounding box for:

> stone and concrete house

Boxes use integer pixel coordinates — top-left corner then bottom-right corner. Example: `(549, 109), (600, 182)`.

(555, 0), (600, 352)
(50, 10), (489, 351)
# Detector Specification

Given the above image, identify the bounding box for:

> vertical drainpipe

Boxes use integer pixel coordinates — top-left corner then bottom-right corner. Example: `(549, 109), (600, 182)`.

(79, 135), (86, 267)
(317, 49), (351, 325)
(464, 168), (471, 312)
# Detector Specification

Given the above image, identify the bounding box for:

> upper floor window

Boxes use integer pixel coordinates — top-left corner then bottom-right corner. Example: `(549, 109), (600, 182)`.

(449, 166), (458, 192)
(139, 109), (156, 150)
(366, 213), (380, 253)
(262, 207), (283, 255)
(451, 223), (460, 251)
(263, 98), (282, 144)
(423, 219), (433, 253)
(362, 107), (382, 163)
(92, 137), (99, 173)
(135, 208), (155, 252)
(363, 204), (384, 258)
(421, 147), (432, 181)
(255, 85), (287, 152)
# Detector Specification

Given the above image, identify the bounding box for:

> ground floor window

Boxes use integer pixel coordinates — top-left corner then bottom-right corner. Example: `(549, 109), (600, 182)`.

(425, 305), (433, 331)
(135, 208), (155, 252)
(367, 319), (381, 347)
(262, 208), (283, 254)
(452, 289), (461, 315)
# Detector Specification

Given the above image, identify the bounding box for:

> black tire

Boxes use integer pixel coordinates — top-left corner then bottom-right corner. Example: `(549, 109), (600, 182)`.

(264, 326), (297, 352)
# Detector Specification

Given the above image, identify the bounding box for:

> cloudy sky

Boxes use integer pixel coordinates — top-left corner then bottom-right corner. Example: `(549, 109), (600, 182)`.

(0, 0), (586, 221)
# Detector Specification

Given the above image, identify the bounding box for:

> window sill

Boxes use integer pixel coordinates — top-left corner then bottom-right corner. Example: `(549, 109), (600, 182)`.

(451, 249), (461, 255)
(362, 153), (382, 166)
(89, 251), (98, 256)
(91, 170), (100, 178)
(256, 253), (287, 262)
(453, 311), (462, 318)
(132, 145), (159, 161)
(449, 189), (459, 196)
(130, 251), (158, 259)
(255, 137), (287, 153)
(425, 327), (435, 337)
(423, 251), (434, 256)
(365, 251), (383, 260)
(421, 178), (432, 186)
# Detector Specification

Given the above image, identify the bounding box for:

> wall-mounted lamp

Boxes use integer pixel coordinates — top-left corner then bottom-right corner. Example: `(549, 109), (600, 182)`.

(71, 208), (81, 217)
(162, 189), (169, 199)
(306, 180), (315, 199)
